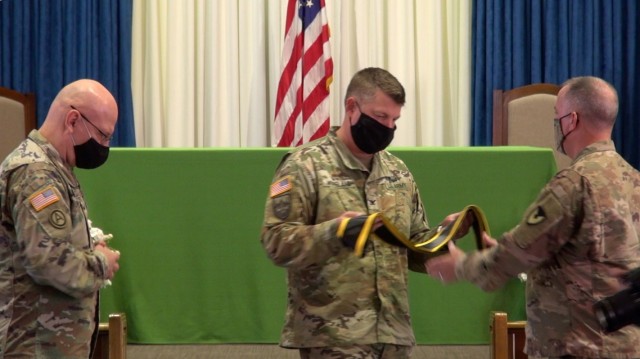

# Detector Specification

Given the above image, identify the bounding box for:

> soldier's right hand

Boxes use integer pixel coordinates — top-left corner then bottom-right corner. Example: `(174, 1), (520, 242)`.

(336, 211), (366, 248)
(95, 245), (121, 280)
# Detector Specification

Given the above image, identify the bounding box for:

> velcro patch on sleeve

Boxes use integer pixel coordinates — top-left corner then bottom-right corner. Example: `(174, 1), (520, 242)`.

(513, 191), (564, 250)
(29, 186), (61, 212)
(270, 176), (293, 198)
(526, 206), (547, 225)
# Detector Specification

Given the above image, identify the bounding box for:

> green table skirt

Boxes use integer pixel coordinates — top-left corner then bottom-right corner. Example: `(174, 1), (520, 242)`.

(76, 146), (557, 344)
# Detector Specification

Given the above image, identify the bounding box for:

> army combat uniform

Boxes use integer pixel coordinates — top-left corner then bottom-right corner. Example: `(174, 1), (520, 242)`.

(456, 141), (640, 358)
(0, 131), (110, 358)
(261, 128), (435, 351)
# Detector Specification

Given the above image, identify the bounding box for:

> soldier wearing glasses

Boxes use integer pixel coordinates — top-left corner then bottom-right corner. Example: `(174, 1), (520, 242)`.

(0, 79), (121, 357)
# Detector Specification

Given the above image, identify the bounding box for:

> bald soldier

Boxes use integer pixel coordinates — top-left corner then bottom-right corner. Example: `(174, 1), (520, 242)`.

(0, 79), (121, 358)
(427, 76), (640, 359)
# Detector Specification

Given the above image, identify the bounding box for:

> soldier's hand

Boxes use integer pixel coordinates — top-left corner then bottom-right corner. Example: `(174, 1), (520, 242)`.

(95, 245), (121, 280)
(337, 211), (364, 221)
(482, 232), (498, 248)
(337, 211), (366, 248)
(425, 241), (465, 284)
(439, 211), (474, 240)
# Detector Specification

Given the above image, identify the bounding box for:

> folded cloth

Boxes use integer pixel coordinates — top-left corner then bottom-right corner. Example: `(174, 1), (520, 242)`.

(337, 205), (490, 257)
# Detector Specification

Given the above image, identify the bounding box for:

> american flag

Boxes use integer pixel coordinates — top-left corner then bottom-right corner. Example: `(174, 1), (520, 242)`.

(29, 188), (60, 211)
(270, 177), (292, 197)
(273, 0), (333, 147)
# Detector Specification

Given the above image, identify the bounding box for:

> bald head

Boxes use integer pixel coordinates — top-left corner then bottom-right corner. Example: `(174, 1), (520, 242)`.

(51, 79), (118, 122)
(39, 79), (118, 167)
(555, 76), (618, 159)
(560, 76), (618, 130)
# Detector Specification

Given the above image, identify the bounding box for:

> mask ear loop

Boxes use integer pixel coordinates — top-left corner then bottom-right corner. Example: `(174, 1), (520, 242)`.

(571, 112), (579, 131)
(69, 110), (82, 146)
(69, 108), (94, 144)
(78, 115), (94, 140)
(563, 112), (580, 140)
(349, 99), (362, 126)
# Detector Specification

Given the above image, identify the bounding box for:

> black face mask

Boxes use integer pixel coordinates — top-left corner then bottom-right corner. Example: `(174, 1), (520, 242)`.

(351, 105), (396, 154)
(74, 138), (110, 169)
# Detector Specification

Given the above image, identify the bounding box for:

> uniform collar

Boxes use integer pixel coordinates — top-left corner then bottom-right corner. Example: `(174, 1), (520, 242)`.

(28, 129), (79, 187)
(573, 139), (616, 163)
(328, 126), (382, 172)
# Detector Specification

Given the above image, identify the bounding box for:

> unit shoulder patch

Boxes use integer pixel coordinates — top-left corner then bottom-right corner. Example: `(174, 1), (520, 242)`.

(272, 194), (292, 220)
(526, 206), (547, 225)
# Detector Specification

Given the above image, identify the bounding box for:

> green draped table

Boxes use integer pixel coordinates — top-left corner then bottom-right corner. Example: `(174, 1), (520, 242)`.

(76, 146), (557, 344)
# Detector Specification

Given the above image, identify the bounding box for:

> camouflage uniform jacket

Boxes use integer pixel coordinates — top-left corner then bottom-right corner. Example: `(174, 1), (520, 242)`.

(0, 130), (109, 358)
(261, 127), (434, 348)
(456, 140), (640, 358)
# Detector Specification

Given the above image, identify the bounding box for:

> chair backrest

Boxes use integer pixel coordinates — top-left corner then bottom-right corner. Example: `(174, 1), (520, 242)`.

(0, 86), (36, 160)
(490, 311), (527, 359)
(493, 83), (571, 170)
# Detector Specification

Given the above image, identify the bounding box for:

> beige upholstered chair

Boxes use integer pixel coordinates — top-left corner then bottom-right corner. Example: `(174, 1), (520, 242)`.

(94, 313), (127, 359)
(493, 83), (571, 170)
(490, 311), (527, 359)
(0, 86), (36, 160)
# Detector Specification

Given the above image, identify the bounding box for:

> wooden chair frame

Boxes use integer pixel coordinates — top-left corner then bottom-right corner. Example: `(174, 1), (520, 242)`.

(490, 311), (527, 359)
(492, 83), (561, 146)
(95, 313), (127, 359)
(0, 86), (37, 137)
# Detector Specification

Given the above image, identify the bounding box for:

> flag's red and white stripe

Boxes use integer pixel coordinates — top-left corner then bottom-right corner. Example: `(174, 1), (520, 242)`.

(274, 0), (333, 147)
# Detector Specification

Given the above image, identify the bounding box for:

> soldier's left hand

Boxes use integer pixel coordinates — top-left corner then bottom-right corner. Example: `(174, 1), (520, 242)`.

(481, 232), (498, 248)
(425, 241), (465, 284)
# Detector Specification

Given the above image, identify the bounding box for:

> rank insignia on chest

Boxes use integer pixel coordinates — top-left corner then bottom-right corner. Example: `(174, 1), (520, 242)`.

(29, 186), (60, 212)
(270, 176), (293, 198)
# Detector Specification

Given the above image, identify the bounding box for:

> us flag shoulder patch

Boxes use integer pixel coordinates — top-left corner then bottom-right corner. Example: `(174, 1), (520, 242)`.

(270, 176), (293, 198)
(29, 187), (60, 212)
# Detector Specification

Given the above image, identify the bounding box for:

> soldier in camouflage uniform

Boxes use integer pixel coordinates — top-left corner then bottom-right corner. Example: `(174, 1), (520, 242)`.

(261, 68), (439, 359)
(0, 79), (121, 358)
(427, 76), (640, 359)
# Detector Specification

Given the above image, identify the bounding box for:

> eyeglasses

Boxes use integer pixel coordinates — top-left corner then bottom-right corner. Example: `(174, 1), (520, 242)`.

(554, 112), (573, 122)
(70, 105), (112, 143)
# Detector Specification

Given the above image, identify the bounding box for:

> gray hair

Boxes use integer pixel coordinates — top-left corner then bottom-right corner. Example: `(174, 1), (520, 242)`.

(562, 76), (618, 128)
